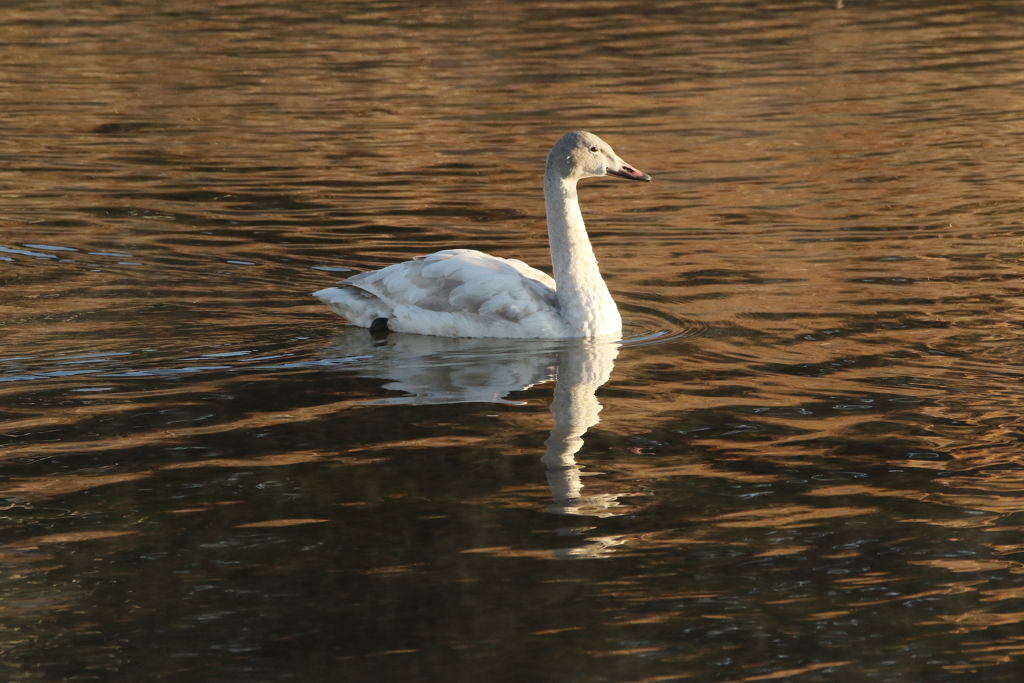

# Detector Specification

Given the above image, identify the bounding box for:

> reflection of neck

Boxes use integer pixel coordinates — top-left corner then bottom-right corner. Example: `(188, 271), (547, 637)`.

(541, 341), (618, 506)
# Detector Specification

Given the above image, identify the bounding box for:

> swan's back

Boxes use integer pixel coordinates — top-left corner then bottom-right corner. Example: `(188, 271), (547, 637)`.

(315, 249), (566, 338)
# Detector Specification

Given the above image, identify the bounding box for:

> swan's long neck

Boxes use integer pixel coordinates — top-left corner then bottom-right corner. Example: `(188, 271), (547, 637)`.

(544, 173), (622, 337)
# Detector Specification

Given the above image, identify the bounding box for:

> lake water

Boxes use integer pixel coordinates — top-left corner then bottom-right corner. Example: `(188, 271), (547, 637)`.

(3, 1), (1024, 681)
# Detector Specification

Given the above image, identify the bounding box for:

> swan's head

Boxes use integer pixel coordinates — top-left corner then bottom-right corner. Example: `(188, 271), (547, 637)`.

(546, 131), (652, 183)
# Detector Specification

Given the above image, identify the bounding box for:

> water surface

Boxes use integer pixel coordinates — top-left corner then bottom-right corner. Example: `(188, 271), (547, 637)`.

(3, 1), (1024, 681)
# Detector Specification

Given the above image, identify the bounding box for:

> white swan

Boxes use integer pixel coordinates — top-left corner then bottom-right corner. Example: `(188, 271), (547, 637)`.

(313, 131), (651, 339)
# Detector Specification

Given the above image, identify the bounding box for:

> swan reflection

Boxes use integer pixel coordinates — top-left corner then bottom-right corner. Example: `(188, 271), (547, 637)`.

(324, 332), (632, 521)
(539, 340), (628, 518)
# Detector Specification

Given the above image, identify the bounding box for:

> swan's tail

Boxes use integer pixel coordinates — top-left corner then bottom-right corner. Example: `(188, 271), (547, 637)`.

(312, 285), (393, 328)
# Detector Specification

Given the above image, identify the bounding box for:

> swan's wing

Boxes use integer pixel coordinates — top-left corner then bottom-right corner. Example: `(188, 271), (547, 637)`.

(347, 249), (557, 322)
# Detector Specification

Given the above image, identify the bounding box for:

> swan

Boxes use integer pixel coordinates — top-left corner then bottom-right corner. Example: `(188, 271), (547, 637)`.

(313, 131), (651, 339)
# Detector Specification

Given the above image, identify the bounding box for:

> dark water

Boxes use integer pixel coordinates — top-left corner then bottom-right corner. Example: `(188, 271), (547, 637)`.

(4, 1), (1024, 681)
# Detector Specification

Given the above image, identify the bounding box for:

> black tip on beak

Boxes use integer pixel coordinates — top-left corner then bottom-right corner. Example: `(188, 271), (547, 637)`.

(607, 164), (652, 182)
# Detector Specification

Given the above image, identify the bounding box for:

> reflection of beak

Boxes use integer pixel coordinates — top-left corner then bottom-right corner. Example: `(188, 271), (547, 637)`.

(606, 162), (652, 182)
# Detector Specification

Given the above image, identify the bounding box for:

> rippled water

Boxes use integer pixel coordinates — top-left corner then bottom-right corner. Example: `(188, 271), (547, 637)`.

(4, 1), (1024, 681)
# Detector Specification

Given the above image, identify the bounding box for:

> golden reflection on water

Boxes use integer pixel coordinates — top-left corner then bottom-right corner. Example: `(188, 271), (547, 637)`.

(3, 0), (1024, 681)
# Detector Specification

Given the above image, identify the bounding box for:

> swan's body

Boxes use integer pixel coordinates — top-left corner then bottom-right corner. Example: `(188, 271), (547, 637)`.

(313, 131), (651, 339)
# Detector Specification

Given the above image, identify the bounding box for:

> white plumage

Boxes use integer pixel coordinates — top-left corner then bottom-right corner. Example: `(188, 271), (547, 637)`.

(313, 131), (651, 339)
(315, 249), (562, 338)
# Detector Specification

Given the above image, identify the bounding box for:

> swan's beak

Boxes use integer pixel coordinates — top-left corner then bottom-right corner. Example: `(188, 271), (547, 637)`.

(607, 162), (652, 182)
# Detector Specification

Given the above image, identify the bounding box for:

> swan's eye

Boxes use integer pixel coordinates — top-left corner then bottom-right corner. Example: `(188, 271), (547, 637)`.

(589, 146), (599, 152)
